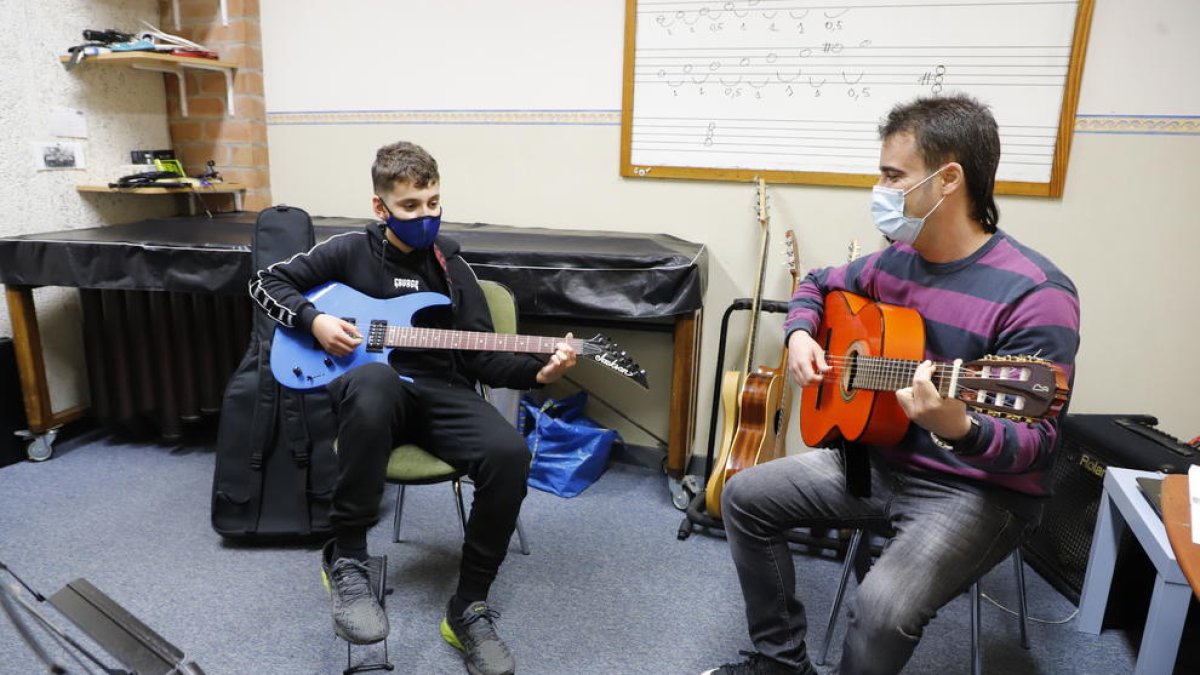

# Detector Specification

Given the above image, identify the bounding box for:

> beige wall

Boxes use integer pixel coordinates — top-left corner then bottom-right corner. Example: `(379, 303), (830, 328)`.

(263, 1), (1200, 455)
(0, 0), (175, 412)
(267, 120), (1200, 449)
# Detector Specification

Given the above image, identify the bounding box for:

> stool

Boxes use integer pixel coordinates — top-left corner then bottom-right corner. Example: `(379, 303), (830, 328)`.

(816, 528), (1029, 674)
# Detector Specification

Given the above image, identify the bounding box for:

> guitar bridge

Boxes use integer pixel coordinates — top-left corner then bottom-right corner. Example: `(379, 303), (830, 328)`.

(366, 320), (387, 353)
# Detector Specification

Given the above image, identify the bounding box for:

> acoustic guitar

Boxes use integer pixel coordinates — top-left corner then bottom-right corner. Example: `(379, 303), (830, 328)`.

(706, 182), (796, 518)
(799, 290), (1069, 448)
(269, 282), (649, 391)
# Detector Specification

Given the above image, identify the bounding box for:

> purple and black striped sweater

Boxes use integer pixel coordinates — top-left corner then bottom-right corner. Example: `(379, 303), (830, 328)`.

(784, 231), (1080, 497)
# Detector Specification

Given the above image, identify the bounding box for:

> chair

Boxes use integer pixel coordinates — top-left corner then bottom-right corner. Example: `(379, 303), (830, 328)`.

(385, 280), (530, 555)
(815, 527), (1029, 674)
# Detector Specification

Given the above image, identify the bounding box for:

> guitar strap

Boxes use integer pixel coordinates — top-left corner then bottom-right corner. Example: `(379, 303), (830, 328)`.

(841, 441), (871, 498)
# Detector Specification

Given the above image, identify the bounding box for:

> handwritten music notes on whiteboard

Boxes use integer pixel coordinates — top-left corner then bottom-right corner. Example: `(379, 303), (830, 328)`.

(620, 0), (1095, 196)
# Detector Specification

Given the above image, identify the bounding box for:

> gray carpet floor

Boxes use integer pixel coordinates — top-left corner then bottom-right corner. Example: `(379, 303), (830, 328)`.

(0, 429), (1146, 674)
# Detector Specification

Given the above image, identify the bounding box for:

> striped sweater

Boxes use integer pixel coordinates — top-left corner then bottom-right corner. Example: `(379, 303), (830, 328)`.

(784, 231), (1080, 497)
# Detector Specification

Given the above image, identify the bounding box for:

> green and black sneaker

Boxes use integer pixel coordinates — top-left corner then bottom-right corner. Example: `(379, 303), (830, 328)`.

(440, 599), (516, 675)
(320, 540), (389, 645)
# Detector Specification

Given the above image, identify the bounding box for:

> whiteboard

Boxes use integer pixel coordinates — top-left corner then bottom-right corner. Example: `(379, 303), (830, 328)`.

(621, 0), (1095, 196)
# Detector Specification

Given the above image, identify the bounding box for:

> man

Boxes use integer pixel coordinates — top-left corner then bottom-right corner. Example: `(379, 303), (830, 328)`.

(704, 94), (1080, 675)
(251, 141), (577, 675)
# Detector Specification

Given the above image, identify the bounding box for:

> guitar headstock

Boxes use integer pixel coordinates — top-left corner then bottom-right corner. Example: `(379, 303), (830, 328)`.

(953, 355), (1069, 423)
(846, 238), (861, 263)
(577, 334), (649, 389)
(784, 229), (801, 287)
(756, 176), (769, 230)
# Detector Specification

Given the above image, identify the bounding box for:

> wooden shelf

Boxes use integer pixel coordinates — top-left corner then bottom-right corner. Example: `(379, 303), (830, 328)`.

(76, 182), (244, 195)
(77, 182), (245, 212)
(61, 51), (238, 117)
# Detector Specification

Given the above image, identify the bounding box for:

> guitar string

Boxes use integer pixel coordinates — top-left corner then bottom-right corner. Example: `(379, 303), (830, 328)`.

(803, 357), (1042, 408)
(382, 325), (587, 353)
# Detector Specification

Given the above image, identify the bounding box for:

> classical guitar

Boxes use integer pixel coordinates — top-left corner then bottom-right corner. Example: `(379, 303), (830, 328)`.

(706, 180), (784, 518)
(270, 282), (649, 391)
(799, 290), (1069, 448)
(720, 230), (803, 486)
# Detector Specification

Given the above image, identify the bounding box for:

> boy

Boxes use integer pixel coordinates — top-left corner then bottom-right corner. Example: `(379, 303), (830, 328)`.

(251, 141), (577, 675)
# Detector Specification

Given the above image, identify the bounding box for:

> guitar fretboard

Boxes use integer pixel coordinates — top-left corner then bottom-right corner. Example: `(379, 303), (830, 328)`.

(847, 356), (953, 396)
(383, 326), (585, 355)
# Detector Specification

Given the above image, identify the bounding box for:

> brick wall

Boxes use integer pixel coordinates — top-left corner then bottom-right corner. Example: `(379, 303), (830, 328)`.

(161, 0), (270, 212)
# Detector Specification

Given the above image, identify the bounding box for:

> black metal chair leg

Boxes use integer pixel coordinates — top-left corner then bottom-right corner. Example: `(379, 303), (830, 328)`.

(817, 529), (863, 666)
(971, 581), (982, 675)
(1014, 548), (1030, 649)
(452, 479), (468, 534)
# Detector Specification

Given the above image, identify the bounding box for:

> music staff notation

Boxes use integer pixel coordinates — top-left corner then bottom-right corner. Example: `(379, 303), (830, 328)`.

(629, 0), (1080, 179)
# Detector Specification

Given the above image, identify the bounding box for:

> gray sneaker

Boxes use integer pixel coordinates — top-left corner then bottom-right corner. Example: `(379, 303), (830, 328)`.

(320, 540), (389, 645)
(440, 600), (515, 675)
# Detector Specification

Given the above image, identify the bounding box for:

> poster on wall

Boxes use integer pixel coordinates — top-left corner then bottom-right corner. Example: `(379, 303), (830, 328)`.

(31, 141), (86, 171)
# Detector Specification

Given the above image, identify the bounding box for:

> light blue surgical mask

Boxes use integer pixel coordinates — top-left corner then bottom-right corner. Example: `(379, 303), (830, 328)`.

(379, 199), (441, 249)
(871, 167), (946, 245)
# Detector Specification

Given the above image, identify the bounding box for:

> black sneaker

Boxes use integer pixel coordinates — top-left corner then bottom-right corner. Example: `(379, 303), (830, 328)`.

(440, 599), (516, 675)
(701, 651), (815, 675)
(320, 540), (389, 645)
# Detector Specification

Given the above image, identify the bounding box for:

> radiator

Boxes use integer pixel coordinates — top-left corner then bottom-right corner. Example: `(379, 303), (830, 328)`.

(79, 289), (251, 440)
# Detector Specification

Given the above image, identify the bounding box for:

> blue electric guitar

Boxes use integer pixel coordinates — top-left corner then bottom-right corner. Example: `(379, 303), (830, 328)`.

(269, 282), (649, 391)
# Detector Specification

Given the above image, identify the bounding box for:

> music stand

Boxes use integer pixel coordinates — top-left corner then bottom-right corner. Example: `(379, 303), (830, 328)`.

(0, 562), (204, 674)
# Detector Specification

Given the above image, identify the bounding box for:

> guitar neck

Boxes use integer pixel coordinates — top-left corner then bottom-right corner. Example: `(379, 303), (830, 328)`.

(381, 326), (582, 355)
(848, 356), (957, 397)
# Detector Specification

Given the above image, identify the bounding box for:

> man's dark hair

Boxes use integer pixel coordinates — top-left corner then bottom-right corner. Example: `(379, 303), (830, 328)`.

(879, 94), (1001, 233)
(372, 141), (439, 194)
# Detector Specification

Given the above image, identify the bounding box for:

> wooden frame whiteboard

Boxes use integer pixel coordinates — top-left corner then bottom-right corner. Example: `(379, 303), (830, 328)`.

(621, 0), (1095, 197)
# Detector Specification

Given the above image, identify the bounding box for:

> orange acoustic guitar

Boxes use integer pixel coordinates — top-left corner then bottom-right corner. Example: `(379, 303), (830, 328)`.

(799, 290), (1069, 448)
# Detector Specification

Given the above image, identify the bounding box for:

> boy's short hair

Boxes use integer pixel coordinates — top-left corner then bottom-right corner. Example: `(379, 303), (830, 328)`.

(372, 141), (439, 194)
(879, 94), (1001, 233)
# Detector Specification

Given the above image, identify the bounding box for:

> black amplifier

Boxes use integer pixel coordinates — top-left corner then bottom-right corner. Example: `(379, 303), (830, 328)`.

(1022, 414), (1198, 619)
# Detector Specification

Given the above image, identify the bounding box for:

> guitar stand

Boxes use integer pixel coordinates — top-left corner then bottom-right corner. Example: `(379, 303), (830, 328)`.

(343, 555), (394, 675)
(678, 297), (786, 540)
(675, 298), (859, 559)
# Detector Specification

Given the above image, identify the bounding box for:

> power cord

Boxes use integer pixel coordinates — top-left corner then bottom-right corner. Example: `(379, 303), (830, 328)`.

(980, 588), (1080, 625)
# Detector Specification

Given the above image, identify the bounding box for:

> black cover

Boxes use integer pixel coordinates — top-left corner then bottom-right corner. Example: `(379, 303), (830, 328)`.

(1022, 414), (1199, 610)
(210, 206), (339, 542)
(1, 338), (28, 467)
(0, 214), (707, 323)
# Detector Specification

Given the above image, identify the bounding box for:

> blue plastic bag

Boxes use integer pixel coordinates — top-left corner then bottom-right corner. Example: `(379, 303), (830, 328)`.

(518, 392), (619, 498)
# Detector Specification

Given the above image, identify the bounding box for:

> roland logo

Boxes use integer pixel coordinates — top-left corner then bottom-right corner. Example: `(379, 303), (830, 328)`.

(1078, 453), (1105, 478)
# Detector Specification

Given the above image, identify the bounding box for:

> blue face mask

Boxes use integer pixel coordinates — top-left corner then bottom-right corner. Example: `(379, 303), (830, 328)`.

(379, 200), (441, 249)
(871, 167), (946, 245)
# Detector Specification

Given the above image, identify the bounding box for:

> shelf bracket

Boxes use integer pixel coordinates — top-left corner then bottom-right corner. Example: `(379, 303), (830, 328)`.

(132, 63), (190, 116)
(131, 62), (235, 118)
(173, 0), (228, 28)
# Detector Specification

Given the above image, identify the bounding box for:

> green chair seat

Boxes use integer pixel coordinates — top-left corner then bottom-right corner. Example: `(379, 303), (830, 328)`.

(386, 444), (461, 483)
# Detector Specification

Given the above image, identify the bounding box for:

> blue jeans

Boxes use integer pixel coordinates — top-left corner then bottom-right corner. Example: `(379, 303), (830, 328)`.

(721, 449), (1037, 675)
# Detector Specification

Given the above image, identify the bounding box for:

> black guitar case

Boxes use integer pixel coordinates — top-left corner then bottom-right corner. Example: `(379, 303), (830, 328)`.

(210, 205), (339, 542)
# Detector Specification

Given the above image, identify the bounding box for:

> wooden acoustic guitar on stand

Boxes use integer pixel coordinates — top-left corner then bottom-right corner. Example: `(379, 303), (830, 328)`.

(705, 181), (799, 518)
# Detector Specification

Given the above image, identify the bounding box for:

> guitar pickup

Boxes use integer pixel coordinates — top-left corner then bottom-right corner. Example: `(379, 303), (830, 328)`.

(367, 320), (387, 353)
